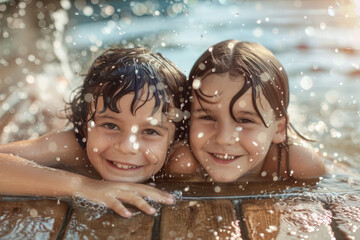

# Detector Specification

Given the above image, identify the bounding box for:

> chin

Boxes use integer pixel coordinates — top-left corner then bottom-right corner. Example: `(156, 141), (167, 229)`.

(102, 175), (148, 183)
(209, 174), (239, 183)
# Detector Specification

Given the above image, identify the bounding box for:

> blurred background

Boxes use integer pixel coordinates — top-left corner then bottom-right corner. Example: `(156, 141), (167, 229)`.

(0, 0), (359, 172)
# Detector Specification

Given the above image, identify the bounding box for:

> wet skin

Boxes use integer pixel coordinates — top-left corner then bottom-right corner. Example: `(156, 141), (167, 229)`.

(86, 93), (175, 182)
(189, 73), (286, 182)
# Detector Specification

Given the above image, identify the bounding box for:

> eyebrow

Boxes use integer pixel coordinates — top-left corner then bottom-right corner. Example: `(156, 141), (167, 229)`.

(95, 113), (170, 130)
(235, 110), (260, 117)
(192, 107), (210, 115)
(193, 107), (260, 118)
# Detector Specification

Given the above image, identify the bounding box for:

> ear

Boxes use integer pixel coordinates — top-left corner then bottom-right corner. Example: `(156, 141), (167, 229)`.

(271, 116), (288, 144)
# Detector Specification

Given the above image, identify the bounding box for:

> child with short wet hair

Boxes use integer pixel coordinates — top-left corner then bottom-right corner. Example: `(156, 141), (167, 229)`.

(0, 47), (187, 217)
(167, 39), (327, 182)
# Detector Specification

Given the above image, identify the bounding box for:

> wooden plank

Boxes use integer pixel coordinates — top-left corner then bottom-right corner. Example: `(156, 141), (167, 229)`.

(240, 199), (280, 240)
(328, 194), (360, 240)
(0, 199), (69, 239)
(241, 198), (336, 240)
(154, 180), (350, 199)
(62, 206), (154, 239)
(160, 200), (241, 239)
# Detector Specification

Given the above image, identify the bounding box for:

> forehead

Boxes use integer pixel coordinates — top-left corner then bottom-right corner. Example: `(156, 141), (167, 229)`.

(198, 73), (245, 98)
(193, 73), (274, 119)
(94, 92), (157, 116)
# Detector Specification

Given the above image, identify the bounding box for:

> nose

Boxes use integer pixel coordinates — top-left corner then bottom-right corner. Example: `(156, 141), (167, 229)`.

(214, 122), (238, 145)
(114, 133), (139, 154)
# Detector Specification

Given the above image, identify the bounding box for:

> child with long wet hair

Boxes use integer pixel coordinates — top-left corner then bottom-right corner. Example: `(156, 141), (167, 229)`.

(167, 39), (326, 182)
(0, 47), (187, 217)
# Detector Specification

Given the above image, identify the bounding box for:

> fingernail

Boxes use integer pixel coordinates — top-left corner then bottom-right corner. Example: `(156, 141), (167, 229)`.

(124, 211), (132, 218)
(149, 208), (156, 214)
(167, 196), (175, 204)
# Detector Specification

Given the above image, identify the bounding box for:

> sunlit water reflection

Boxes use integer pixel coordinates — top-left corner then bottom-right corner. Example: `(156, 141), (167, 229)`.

(0, 0), (360, 238)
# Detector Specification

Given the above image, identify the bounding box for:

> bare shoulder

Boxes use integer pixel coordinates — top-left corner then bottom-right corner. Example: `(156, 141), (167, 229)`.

(0, 128), (88, 168)
(288, 142), (327, 179)
(165, 141), (199, 176)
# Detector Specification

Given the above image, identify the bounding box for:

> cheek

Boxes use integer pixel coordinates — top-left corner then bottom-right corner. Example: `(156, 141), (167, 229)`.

(86, 129), (108, 150)
(242, 130), (272, 154)
(190, 120), (213, 139)
(189, 122), (209, 150)
(142, 138), (169, 166)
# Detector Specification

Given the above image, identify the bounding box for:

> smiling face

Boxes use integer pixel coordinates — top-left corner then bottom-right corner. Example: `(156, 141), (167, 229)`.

(189, 73), (286, 182)
(86, 93), (175, 182)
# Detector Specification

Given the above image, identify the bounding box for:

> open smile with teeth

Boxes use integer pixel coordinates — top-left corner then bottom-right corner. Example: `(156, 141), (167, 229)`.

(212, 153), (238, 160)
(111, 161), (141, 170)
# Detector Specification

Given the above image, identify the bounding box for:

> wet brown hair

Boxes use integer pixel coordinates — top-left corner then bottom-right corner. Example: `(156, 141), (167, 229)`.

(188, 40), (293, 177)
(66, 47), (187, 148)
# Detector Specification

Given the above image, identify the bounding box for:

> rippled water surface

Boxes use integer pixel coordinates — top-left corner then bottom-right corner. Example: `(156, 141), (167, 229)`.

(1, 0), (359, 168)
(0, 0), (360, 238)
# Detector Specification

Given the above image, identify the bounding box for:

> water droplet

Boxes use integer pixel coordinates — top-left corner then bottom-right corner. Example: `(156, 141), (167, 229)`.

(269, 225), (278, 231)
(300, 76), (313, 90)
(305, 26), (315, 36)
(93, 148), (98, 152)
(192, 79), (201, 90)
(26, 75), (35, 84)
(197, 132), (204, 138)
(129, 135), (136, 143)
(84, 93), (93, 103)
(253, 27), (263, 37)
(214, 186), (221, 193)
(328, 5), (335, 16)
(29, 208), (38, 218)
(260, 72), (271, 82)
(198, 63), (206, 70)
(133, 142), (139, 150)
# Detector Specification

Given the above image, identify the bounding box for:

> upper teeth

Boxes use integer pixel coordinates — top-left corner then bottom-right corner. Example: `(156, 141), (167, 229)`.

(112, 161), (138, 169)
(213, 153), (236, 160)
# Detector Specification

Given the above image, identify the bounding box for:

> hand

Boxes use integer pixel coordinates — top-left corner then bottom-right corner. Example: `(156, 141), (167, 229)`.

(78, 178), (174, 217)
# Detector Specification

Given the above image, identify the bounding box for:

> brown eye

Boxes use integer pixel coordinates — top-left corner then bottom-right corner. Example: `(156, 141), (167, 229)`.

(200, 115), (215, 121)
(237, 118), (254, 124)
(143, 129), (160, 136)
(102, 123), (118, 130)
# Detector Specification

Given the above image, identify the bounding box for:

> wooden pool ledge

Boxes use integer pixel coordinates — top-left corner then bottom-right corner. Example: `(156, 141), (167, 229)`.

(1, 181), (360, 240)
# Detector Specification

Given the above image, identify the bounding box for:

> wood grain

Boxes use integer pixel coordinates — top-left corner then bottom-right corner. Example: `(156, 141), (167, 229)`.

(62, 206), (155, 240)
(242, 198), (336, 240)
(0, 199), (69, 239)
(160, 200), (241, 240)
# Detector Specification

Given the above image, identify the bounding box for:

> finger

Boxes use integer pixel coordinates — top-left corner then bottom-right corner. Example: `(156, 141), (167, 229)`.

(123, 193), (157, 215)
(107, 198), (133, 218)
(133, 185), (174, 204)
(143, 147), (159, 165)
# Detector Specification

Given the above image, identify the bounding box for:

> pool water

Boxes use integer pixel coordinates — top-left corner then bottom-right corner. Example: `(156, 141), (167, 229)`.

(0, 0), (360, 239)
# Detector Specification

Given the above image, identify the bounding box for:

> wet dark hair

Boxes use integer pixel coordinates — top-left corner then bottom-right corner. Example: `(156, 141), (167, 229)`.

(188, 40), (298, 178)
(66, 47), (186, 148)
